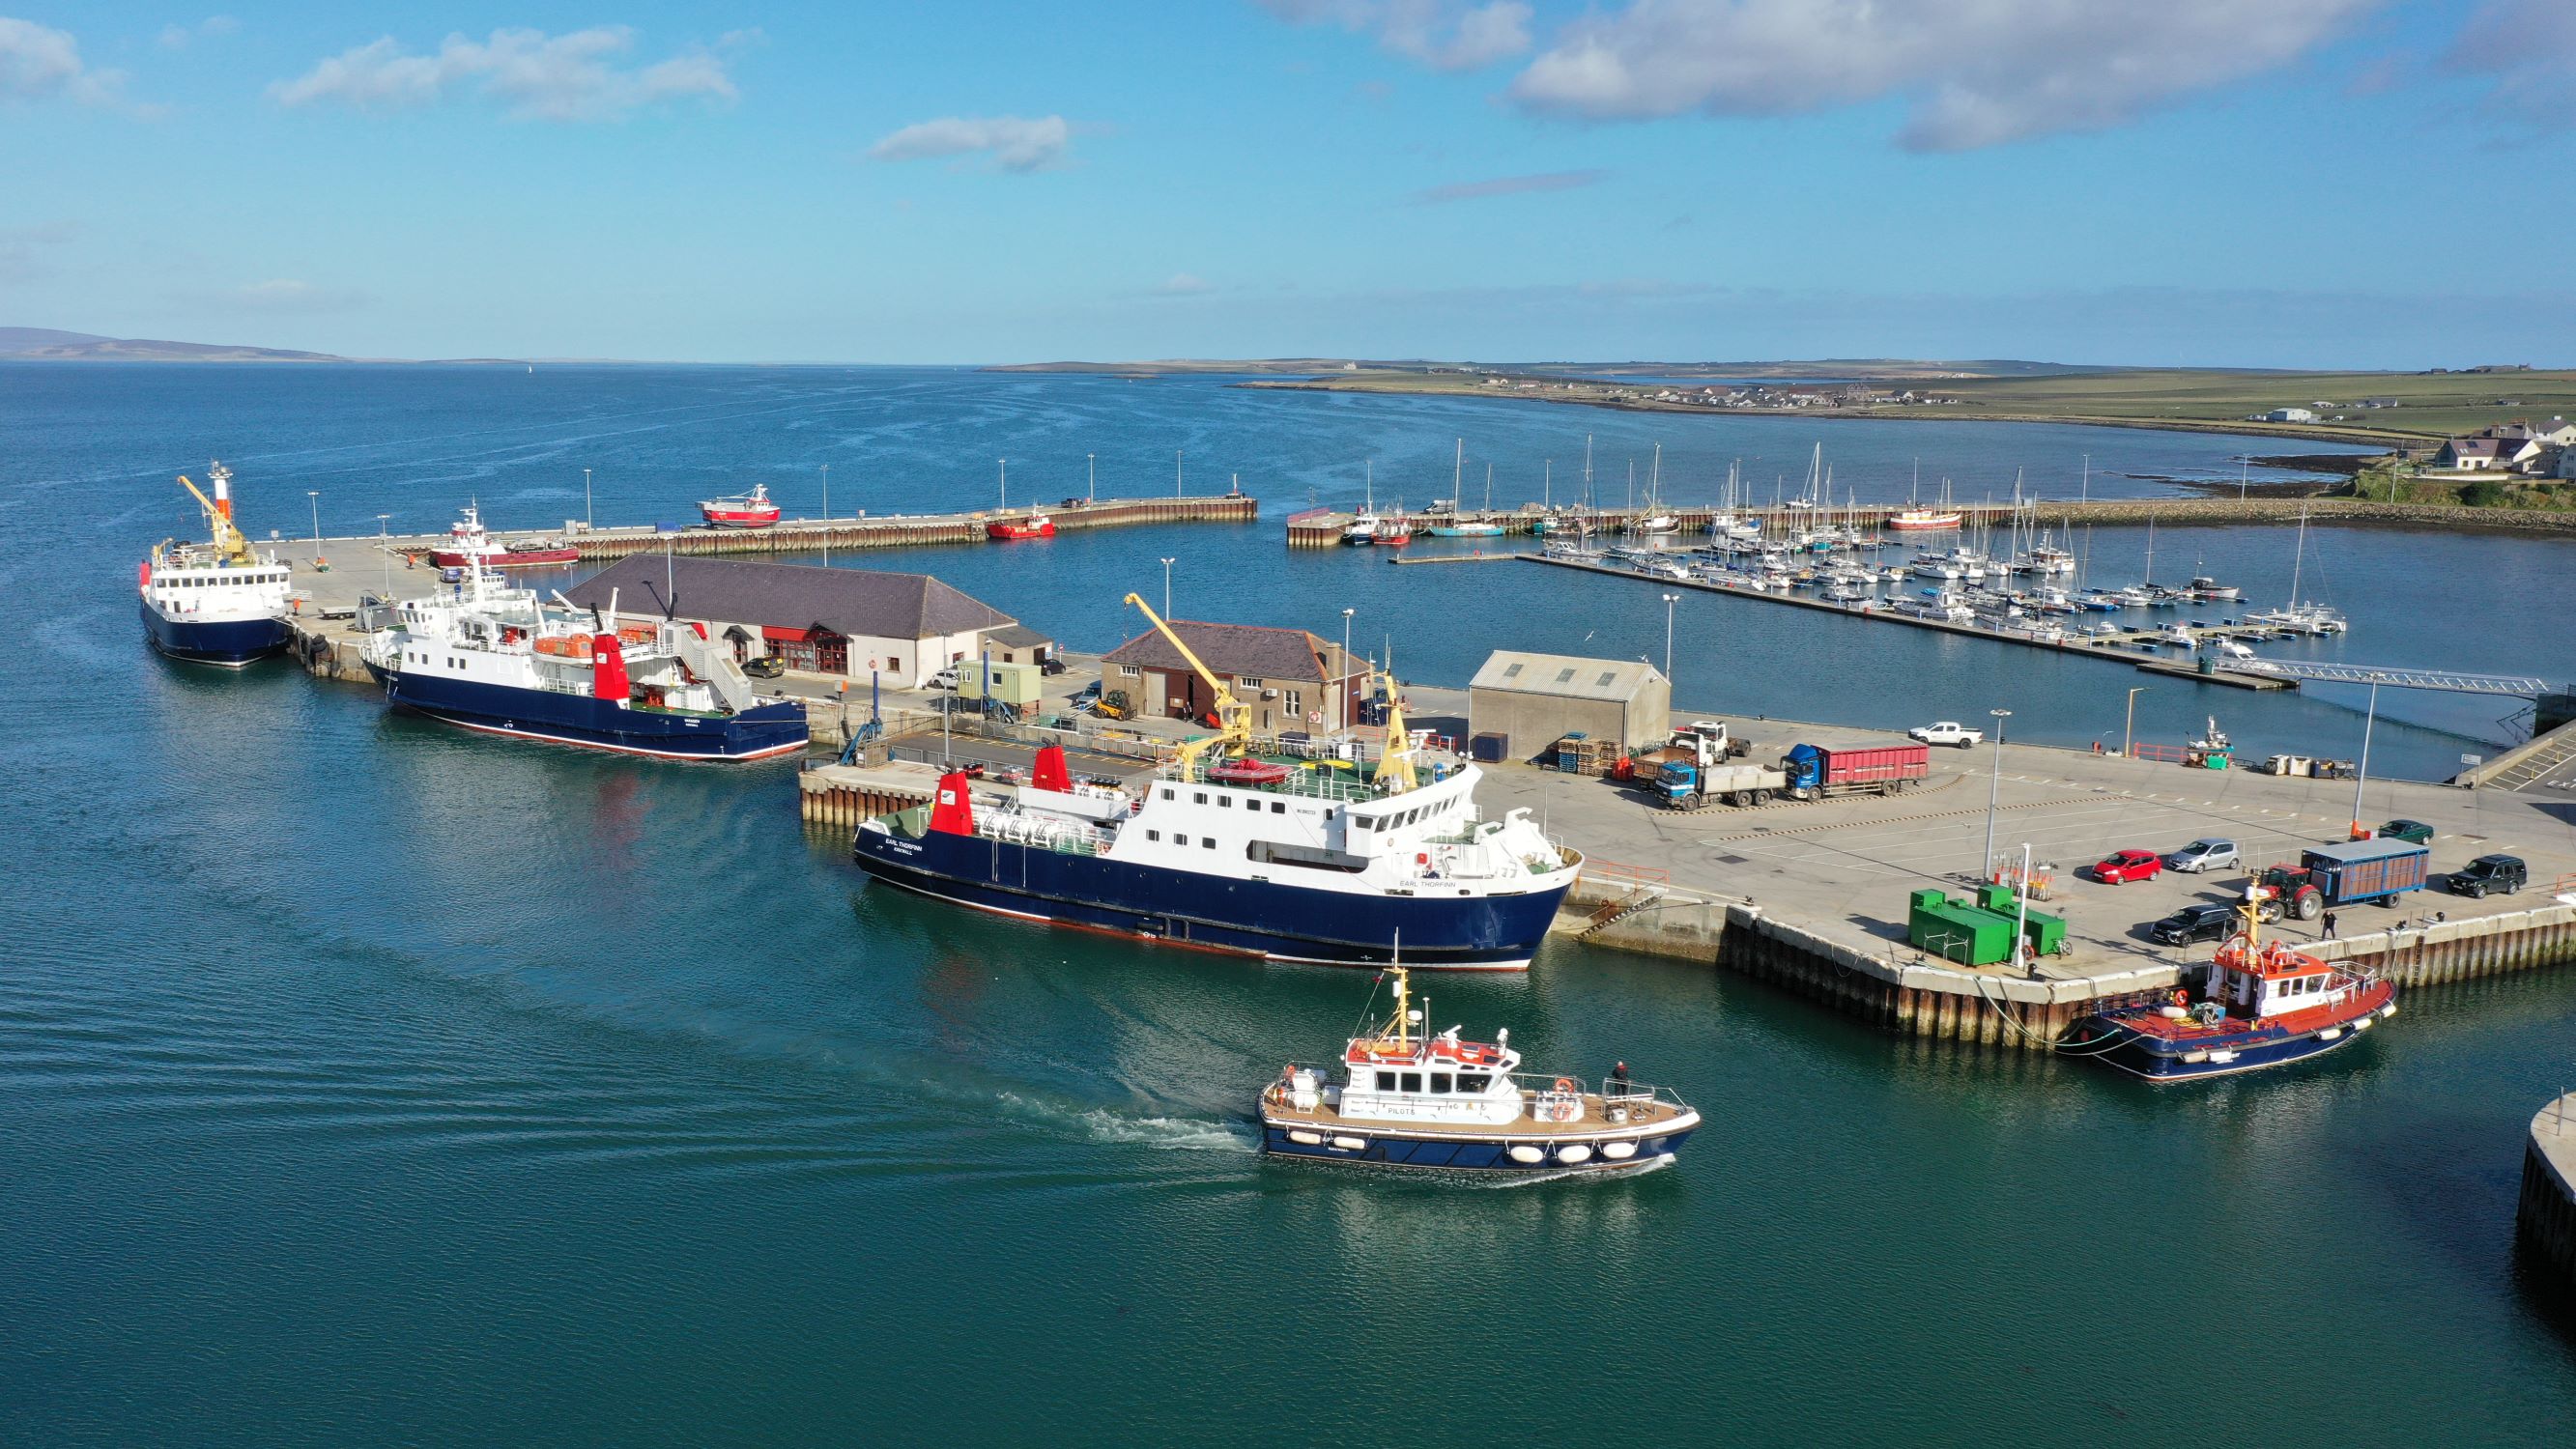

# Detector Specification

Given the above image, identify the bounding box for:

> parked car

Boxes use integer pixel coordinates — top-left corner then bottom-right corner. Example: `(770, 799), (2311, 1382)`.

(2092, 848), (2164, 885)
(928, 667), (960, 691)
(1908, 721), (1985, 748)
(2376, 818), (2435, 844)
(741, 654), (785, 679)
(2151, 902), (2241, 946)
(2447, 854), (2528, 898)
(2163, 838), (2240, 874)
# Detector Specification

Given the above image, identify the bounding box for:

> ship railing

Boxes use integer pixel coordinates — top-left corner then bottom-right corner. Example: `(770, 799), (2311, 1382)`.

(1502, 1071), (1690, 1115)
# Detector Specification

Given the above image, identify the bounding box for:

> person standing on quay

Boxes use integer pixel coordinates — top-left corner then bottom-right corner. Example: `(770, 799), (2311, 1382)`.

(2323, 910), (2338, 941)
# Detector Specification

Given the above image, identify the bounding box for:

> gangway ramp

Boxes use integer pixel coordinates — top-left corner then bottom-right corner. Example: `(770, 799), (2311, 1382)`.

(2218, 660), (2553, 696)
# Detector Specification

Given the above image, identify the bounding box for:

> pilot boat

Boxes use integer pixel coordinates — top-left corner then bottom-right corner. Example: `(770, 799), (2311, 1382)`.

(2067, 892), (2395, 1081)
(1258, 956), (1700, 1173)
(699, 482), (782, 529)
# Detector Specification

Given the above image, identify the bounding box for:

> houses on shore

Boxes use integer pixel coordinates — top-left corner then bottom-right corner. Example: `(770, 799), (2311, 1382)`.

(2430, 417), (2576, 477)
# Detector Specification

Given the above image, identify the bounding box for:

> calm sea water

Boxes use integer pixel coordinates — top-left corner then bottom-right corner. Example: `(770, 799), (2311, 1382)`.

(5, 364), (2573, 1446)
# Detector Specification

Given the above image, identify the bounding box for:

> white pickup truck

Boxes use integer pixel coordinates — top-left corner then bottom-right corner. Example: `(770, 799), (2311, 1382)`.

(1908, 721), (1985, 748)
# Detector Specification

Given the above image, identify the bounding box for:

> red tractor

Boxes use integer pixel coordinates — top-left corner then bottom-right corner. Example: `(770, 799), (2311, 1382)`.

(2251, 865), (2327, 922)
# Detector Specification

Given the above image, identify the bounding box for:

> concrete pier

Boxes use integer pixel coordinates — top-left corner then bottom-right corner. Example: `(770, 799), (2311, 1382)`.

(2520, 1093), (2576, 1295)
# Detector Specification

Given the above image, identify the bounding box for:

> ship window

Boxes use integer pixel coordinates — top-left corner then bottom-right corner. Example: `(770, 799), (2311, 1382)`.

(1376, 1071), (1396, 1091)
(1431, 1072), (1453, 1094)
(1193, 792), (1207, 805)
(1161, 787), (1175, 801)
(1271, 802), (1285, 814)
(1399, 1072), (1421, 1093)
(1202, 838), (1216, 849)
(1458, 1072), (1488, 1093)
(1217, 796), (1231, 808)
(1174, 835), (1188, 846)
(1146, 830), (1160, 841)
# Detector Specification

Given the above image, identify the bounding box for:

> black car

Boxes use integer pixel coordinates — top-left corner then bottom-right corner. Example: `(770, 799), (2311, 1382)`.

(2447, 854), (2527, 898)
(742, 654), (786, 679)
(2151, 902), (2240, 946)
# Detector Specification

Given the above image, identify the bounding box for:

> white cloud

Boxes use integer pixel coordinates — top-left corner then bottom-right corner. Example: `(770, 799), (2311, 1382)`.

(1259, 0), (1532, 71)
(159, 15), (241, 50)
(1155, 272), (1215, 295)
(868, 115), (1074, 171)
(2444, 0), (2576, 126)
(0, 16), (126, 104)
(1503, 0), (2376, 150)
(270, 26), (738, 122)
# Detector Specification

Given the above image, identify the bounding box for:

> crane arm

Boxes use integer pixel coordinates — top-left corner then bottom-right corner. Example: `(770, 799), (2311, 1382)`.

(1373, 668), (1417, 794)
(175, 474), (252, 564)
(1121, 591), (1248, 777)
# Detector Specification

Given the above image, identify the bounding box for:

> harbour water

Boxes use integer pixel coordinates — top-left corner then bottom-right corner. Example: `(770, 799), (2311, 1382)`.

(7, 364), (2575, 1444)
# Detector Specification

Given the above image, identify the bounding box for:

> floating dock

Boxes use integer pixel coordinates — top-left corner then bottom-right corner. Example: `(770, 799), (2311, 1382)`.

(1519, 551), (2299, 690)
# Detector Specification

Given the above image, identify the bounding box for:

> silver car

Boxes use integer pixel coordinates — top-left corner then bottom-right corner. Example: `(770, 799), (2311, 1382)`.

(2164, 838), (2240, 873)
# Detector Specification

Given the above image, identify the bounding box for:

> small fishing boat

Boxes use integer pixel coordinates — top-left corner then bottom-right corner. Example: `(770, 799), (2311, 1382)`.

(1429, 520), (1504, 538)
(1629, 513), (1679, 535)
(1258, 956), (1699, 1173)
(1885, 508), (1963, 531)
(699, 482), (781, 529)
(1372, 515), (1412, 546)
(1345, 511), (1383, 545)
(2068, 895), (2394, 1081)
(429, 502), (580, 569)
(986, 514), (1056, 540)
(2186, 575), (2239, 600)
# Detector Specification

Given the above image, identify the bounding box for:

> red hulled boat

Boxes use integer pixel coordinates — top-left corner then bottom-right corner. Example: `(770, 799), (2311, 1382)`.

(699, 483), (781, 529)
(987, 513), (1056, 540)
(428, 503), (581, 569)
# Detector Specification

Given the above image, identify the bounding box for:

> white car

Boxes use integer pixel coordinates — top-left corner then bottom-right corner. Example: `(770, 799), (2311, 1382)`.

(927, 667), (960, 691)
(1909, 721), (1985, 749)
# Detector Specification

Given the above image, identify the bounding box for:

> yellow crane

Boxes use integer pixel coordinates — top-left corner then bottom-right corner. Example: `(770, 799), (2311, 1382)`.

(174, 462), (254, 567)
(1371, 666), (1418, 794)
(1121, 592), (1249, 778)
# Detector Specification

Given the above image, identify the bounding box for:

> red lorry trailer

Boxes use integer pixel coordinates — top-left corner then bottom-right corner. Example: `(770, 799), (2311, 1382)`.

(1780, 742), (1932, 800)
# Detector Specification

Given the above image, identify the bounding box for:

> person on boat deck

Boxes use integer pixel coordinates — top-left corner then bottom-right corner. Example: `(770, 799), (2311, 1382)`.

(1610, 1061), (1629, 1090)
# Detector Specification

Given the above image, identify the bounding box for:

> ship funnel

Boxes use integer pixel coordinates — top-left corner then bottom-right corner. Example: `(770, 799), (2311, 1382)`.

(1032, 744), (1072, 792)
(591, 631), (631, 700)
(929, 772), (976, 836)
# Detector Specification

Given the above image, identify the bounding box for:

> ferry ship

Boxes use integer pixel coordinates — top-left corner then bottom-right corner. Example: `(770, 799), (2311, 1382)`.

(138, 463), (295, 667)
(360, 558), (808, 761)
(2068, 893), (2395, 1081)
(427, 502), (581, 569)
(1258, 959), (1699, 1173)
(699, 483), (782, 529)
(848, 595), (1581, 969)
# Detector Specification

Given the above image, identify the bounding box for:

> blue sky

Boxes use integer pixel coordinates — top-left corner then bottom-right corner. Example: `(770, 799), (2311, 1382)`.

(3, 1), (2572, 365)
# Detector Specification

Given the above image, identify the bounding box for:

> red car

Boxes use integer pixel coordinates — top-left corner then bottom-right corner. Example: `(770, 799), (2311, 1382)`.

(2092, 848), (2163, 885)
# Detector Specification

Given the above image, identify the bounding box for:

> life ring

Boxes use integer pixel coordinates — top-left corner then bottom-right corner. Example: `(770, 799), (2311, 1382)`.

(2172, 989), (2188, 1007)
(1553, 1077), (1575, 1094)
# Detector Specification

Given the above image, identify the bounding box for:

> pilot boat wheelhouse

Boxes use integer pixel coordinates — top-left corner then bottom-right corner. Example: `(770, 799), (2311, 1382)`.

(2072, 895), (2395, 1081)
(847, 593), (1581, 969)
(1258, 961), (1699, 1172)
(138, 462), (294, 667)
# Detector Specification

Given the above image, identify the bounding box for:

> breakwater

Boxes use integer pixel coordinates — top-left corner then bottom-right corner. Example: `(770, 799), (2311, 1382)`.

(565, 493), (1256, 559)
(2520, 1093), (2576, 1296)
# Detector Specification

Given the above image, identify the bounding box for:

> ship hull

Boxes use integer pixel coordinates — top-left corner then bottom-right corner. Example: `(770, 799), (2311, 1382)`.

(140, 598), (290, 667)
(366, 663), (807, 760)
(429, 550), (581, 569)
(2078, 1004), (2393, 1082)
(850, 825), (1569, 970)
(1257, 1120), (1696, 1173)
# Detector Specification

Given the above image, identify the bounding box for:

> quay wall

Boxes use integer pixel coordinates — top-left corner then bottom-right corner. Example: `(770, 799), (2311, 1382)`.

(495, 495), (1255, 561)
(1562, 881), (2576, 1050)
(2519, 1094), (2576, 1296)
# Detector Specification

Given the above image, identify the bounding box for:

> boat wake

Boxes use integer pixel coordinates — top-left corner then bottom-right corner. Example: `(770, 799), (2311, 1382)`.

(993, 1092), (1257, 1153)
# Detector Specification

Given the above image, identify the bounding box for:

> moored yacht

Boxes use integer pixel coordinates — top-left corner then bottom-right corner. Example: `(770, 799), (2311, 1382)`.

(1259, 960), (1699, 1172)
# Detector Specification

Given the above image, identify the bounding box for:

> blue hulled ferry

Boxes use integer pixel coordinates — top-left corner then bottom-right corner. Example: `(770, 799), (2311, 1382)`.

(360, 559), (807, 761)
(138, 463), (295, 667)
(847, 593), (1581, 969)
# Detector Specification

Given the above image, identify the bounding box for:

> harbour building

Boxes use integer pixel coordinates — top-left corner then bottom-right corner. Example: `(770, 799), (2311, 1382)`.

(563, 556), (1016, 689)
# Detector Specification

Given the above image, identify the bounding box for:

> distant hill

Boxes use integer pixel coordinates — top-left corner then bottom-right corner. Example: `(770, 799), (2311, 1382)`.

(986, 357), (2146, 380)
(0, 327), (346, 361)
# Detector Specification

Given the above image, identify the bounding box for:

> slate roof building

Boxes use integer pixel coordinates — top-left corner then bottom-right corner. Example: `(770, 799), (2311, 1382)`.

(1101, 618), (1365, 734)
(564, 555), (1015, 687)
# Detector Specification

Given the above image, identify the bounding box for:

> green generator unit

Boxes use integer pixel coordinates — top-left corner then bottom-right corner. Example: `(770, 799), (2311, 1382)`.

(1911, 887), (2067, 966)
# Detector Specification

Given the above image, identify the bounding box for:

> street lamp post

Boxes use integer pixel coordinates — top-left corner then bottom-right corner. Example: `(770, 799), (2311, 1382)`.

(2124, 686), (2149, 757)
(376, 514), (391, 597)
(1340, 607), (1356, 734)
(583, 468), (592, 528)
(820, 463), (831, 565)
(1981, 708), (2013, 882)
(1159, 556), (1176, 619)
(1175, 449), (1184, 499)
(306, 491), (323, 567)
(1088, 452), (1096, 503)
(2351, 681), (2380, 836)
(1661, 593), (1679, 680)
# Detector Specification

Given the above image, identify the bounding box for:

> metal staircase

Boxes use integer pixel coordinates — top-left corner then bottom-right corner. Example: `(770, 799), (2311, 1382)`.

(671, 627), (760, 714)
(1577, 883), (1668, 940)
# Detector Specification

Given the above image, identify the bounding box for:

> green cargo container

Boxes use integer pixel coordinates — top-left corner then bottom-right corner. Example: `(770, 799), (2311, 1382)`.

(1908, 888), (2013, 966)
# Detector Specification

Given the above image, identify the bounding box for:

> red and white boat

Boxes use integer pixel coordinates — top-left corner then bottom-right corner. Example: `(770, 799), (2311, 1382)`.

(699, 483), (781, 529)
(428, 503), (581, 569)
(1885, 508), (1964, 531)
(1372, 515), (1413, 546)
(987, 514), (1056, 540)
(2069, 899), (2395, 1081)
